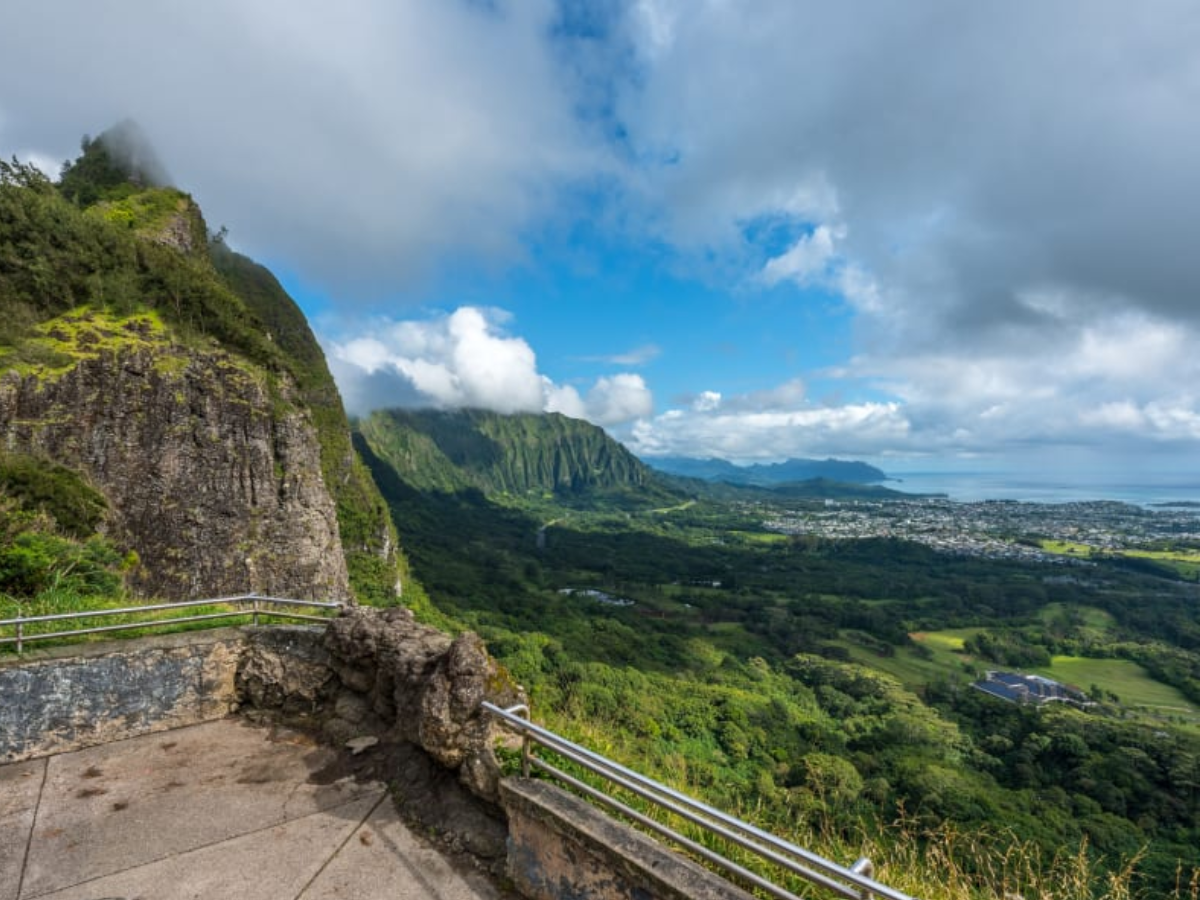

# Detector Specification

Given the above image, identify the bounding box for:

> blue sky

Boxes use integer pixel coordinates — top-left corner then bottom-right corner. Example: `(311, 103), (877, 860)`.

(3, 1), (1200, 475)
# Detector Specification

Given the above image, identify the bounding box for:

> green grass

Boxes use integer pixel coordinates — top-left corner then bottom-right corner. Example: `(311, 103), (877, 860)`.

(727, 530), (791, 545)
(1038, 603), (1115, 631)
(1041, 542), (1200, 579)
(837, 628), (986, 689)
(1040, 540), (1096, 557)
(915, 628), (982, 652)
(0, 592), (338, 656)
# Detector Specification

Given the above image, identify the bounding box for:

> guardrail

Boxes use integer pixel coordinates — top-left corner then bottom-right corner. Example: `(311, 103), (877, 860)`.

(484, 701), (918, 900)
(0, 593), (344, 654)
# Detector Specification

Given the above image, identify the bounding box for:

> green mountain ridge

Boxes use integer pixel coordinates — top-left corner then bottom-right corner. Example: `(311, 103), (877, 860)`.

(356, 408), (680, 505)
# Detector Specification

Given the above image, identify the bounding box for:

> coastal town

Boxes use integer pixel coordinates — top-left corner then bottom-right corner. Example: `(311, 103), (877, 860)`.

(761, 497), (1200, 563)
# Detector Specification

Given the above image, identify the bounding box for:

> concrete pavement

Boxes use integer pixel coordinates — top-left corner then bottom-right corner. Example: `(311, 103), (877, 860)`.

(1, 718), (508, 900)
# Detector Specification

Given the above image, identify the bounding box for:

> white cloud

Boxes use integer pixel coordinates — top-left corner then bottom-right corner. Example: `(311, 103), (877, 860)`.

(625, 304), (1200, 464)
(614, 1), (1200, 465)
(585, 374), (654, 425)
(326, 306), (653, 427)
(0, 0), (601, 296)
(629, 401), (909, 462)
(580, 344), (662, 366)
(761, 224), (843, 287)
(850, 307), (1200, 455)
(544, 382), (587, 420)
(628, 378), (908, 462)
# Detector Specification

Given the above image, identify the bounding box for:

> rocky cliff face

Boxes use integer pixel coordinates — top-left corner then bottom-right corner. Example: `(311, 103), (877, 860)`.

(0, 309), (350, 600)
(0, 137), (409, 604)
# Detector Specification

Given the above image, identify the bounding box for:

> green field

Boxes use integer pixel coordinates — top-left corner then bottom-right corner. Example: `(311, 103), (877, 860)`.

(1031, 655), (1199, 716)
(856, 629), (1200, 725)
(727, 530), (791, 545)
(1040, 541), (1200, 579)
(1040, 539), (1095, 556)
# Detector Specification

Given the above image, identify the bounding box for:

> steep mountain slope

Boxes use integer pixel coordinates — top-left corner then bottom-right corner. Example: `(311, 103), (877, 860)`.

(209, 245), (407, 603)
(357, 408), (678, 503)
(0, 131), (403, 601)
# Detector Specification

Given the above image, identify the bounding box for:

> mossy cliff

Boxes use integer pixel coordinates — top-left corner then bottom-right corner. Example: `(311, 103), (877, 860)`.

(0, 129), (404, 601)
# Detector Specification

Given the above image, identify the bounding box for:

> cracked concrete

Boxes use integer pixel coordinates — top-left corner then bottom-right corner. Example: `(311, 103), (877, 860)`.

(1, 718), (508, 900)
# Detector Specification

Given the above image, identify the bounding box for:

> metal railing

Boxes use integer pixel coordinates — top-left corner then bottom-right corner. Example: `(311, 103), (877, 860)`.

(485, 701), (918, 900)
(0, 593), (344, 654)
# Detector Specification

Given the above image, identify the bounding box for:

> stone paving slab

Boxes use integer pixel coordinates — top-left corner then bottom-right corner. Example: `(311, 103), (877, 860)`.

(2, 717), (504, 900)
(301, 792), (503, 900)
(33, 793), (385, 900)
(0, 758), (45, 900)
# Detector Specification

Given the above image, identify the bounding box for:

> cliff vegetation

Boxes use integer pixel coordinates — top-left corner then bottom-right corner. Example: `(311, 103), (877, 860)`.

(0, 127), (409, 604)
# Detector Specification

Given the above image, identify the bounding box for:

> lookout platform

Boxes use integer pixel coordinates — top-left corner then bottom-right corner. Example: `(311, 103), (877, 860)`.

(1, 717), (507, 900)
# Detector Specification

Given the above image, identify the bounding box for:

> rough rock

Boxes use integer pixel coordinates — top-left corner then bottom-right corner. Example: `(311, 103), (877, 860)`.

(237, 627), (336, 713)
(323, 607), (525, 801)
(0, 326), (351, 600)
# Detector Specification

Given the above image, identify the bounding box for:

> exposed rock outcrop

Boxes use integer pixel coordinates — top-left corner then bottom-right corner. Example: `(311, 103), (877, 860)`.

(323, 606), (525, 801)
(0, 310), (350, 600)
(236, 608), (525, 803)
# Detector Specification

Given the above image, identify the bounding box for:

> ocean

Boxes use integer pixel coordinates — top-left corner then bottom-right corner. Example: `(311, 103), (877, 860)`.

(883, 471), (1200, 507)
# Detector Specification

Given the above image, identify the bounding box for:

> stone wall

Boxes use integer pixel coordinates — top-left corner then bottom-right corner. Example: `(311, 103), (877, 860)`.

(1, 609), (525, 807)
(0, 628), (244, 763)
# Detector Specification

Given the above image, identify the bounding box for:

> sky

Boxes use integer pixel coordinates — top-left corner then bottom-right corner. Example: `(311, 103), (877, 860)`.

(2, 1), (1199, 476)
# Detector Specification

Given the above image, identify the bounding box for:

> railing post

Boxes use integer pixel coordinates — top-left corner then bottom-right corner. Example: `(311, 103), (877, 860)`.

(251, 594), (259, 627)
(16, 620), (23, 655)
(851, 857), (875, 899)
(500, 703), (533, 777)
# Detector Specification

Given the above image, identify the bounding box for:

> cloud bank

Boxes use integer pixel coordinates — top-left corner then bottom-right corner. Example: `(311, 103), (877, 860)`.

(5, 1), (1200, 466)
(613, 0), (1200, 463)
(327, 307), (652, 426)
(0, 0), (598, 295)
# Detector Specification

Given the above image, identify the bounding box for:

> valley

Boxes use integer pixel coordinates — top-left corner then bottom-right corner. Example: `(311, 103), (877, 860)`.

(354, 411), (1200, 895)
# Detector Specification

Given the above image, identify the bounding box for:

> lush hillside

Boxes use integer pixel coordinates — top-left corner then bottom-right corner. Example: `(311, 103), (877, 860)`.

(0, 129), (407, 603)
(357, 408), (681, 505)
(649, 455), (888, 485)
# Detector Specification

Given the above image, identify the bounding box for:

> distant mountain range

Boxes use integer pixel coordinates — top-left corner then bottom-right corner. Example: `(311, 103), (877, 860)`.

(645, 456), (887, 486)
(354, 411), (914, 508)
